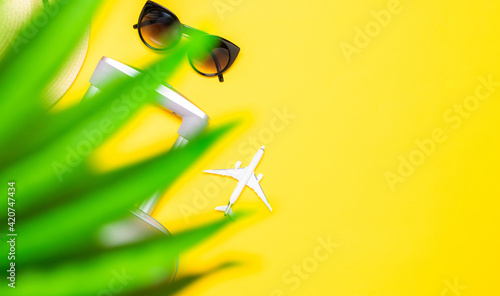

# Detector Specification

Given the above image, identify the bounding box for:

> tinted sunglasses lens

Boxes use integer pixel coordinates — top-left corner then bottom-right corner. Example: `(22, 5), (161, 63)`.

(190, 43), (230, 75)
(140, 10), (181, 49)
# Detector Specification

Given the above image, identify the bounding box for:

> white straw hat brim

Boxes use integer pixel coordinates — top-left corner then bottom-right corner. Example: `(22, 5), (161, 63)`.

(0, 0), (90, 106)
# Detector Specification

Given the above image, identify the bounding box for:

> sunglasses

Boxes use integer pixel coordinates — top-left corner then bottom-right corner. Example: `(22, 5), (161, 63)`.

(133, 1), (240, 82)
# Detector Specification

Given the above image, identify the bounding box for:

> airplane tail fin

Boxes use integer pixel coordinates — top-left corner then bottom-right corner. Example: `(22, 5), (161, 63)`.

(215, 205), (233, 217)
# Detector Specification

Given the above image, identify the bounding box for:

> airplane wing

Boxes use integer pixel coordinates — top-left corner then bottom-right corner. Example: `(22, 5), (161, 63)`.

(203, 168), (245, 180)
(246, 173), (272, 211)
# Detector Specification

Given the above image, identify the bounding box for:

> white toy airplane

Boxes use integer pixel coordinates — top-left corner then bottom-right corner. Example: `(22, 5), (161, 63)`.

(204, 146), (272, 217)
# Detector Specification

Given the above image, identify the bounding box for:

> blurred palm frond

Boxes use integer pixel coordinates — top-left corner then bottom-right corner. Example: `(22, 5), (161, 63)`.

(0, 1), (246, 295)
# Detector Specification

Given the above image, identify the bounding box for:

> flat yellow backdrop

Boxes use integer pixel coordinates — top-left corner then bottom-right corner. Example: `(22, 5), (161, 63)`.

(57, 0), (500, 295)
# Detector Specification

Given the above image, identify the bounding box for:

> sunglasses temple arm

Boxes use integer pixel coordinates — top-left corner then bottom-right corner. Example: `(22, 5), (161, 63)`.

(209, 51), (224, 83)
(182, 25), (228, 82)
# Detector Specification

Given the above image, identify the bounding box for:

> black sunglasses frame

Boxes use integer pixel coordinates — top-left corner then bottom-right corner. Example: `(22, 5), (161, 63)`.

(133, 1), (240, 82)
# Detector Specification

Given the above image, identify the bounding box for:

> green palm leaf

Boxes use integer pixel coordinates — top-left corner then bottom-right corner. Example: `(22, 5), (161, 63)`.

(0, 1), (250, 295)
(8, 214), (247, 295)
(0, 0), (102, 147)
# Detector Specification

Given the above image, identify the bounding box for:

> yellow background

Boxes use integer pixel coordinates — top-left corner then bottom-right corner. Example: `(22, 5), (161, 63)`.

(57, 0), (500, 295)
